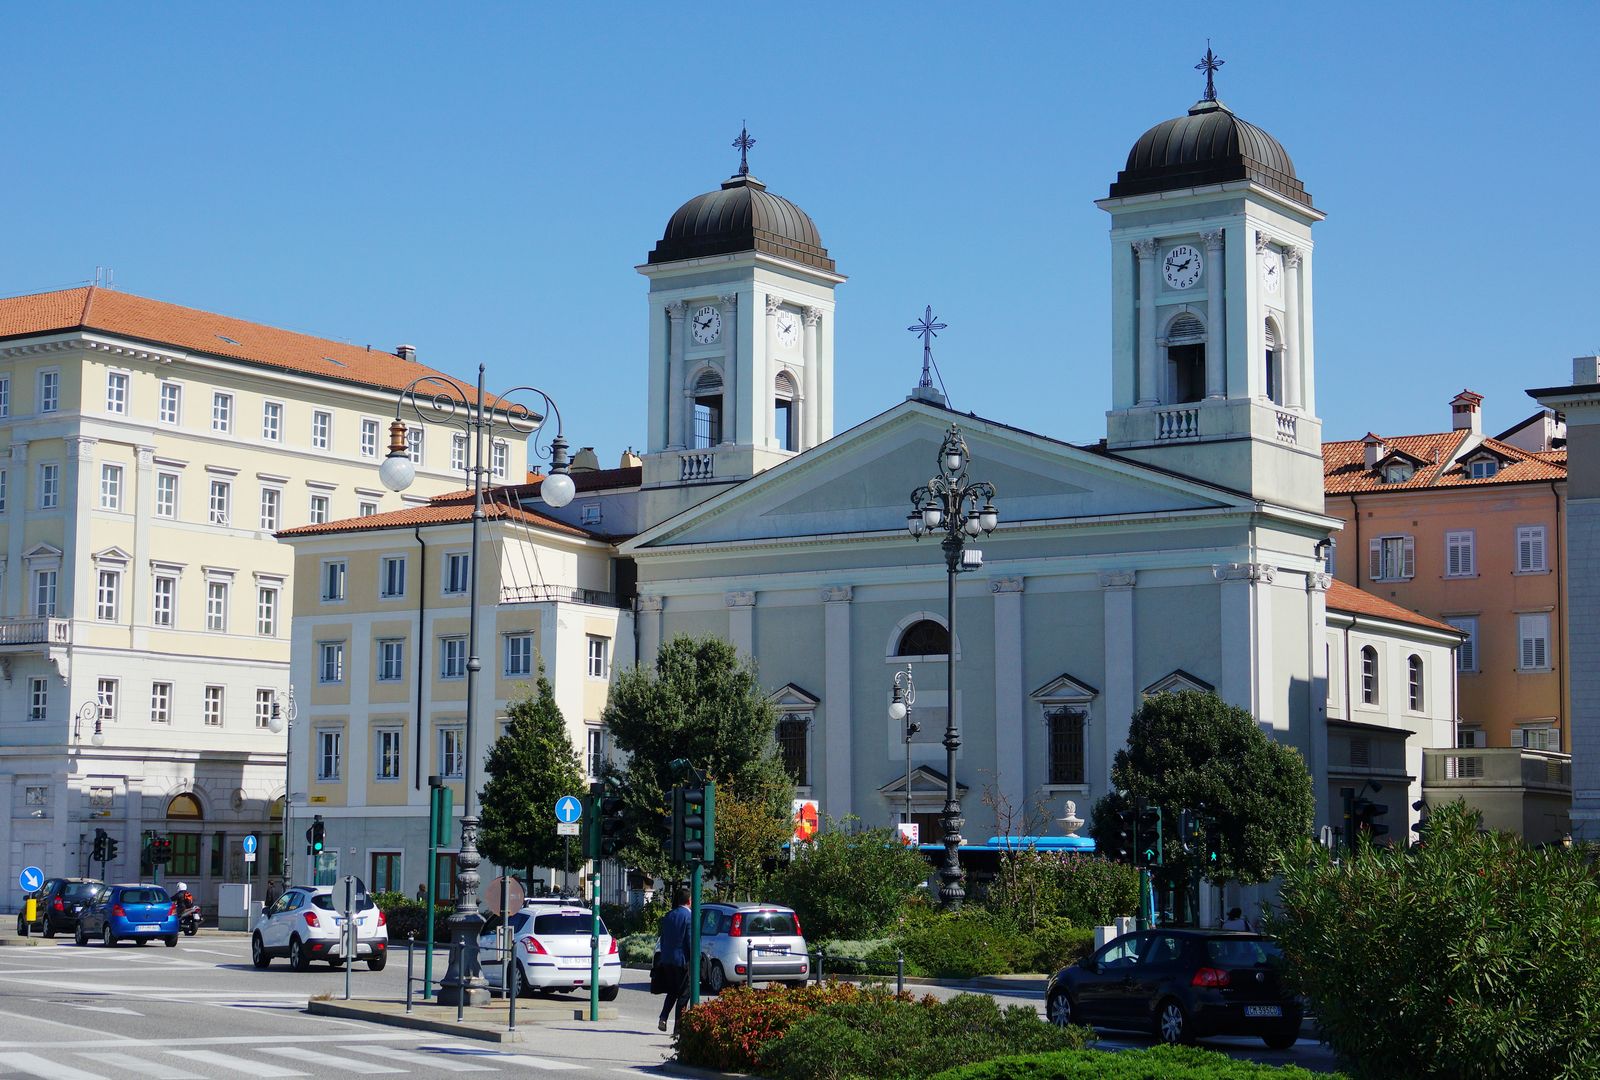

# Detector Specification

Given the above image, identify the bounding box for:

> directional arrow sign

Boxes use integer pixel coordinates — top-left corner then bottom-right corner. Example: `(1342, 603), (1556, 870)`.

(242, 834), (258, 855)
(18, 867), (41, 893)
(1142, 848), (1156, 864)
(555, 795), (583, 825)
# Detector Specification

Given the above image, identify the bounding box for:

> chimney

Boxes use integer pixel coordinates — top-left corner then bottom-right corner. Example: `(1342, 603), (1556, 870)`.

(1575, 356), (1600, 386)
(619, 448), (643, 468)
(1450, 389), (1484, 434)
(571, 447), (600, 473)
(1362, 432), (1385, 471)
(396, 344), (417, 363)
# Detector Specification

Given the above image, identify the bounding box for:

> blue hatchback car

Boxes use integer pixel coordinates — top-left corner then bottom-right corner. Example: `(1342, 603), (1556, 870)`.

(76, 884), (178, 948)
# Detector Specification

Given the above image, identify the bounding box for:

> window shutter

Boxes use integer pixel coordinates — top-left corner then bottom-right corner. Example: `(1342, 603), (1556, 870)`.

(1462, 533), (1474, 576)
(1460, 633), (1474, 672)
(1446, 536), (1461, 577)
(1517, 526), (1546, 572)
(1511, 728), (1526, 748)
(1402, 536), (1416, 579)
(1530, 528), (1546, 571)
(1167, 314), (1205, 345)
(1369, 538), (1382, 582)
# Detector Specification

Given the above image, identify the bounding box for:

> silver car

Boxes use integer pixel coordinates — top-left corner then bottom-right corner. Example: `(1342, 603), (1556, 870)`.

(697, 902), (809, 993)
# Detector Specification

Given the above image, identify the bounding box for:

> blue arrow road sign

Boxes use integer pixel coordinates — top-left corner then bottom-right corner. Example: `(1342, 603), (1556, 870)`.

(555, 796), (583, 824)
(18, 867), (42, 893)
(242, 834), (258, 855)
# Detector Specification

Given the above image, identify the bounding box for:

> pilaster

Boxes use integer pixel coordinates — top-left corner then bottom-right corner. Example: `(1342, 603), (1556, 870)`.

(1283, 247), (1304, 409)
(1202, 230), (1226, 399)
(1306, 571), (1332, 825)
(637, 595), (663, 668)
(1099, 570), (1136, 793)
(1214, 562), (1275, 715)
(763, 295), (781, 449)
(802, 308), (821, 450)
(130, 446), (155, 643)
(666, 303), (688, 450)
(990, 577), (1025, 816)
(63, 436), (98, 620)
(3, 442), (26, 617)
(725, 590), (755, 657)
(1133, 240), (1159, 405)
(821, 586), (853, 819)
(720, 294), (739, 446)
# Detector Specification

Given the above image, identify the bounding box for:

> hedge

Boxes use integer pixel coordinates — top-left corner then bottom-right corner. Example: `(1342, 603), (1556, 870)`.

(370, 891), (454, 943)
(927, 1045), (1347, 1080)
(887, 911), (1096, 978)
(675, 981), (871, 1073)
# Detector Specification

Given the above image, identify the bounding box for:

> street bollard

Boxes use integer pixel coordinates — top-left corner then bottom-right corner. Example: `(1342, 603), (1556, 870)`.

(454, 942), (465, 1024)
(506, 940), (517, 1031)
(746, 940), (754, 987)
(817, 944), (826, 984)
(896, 950), (905, 996)
(406, 934), (415, 1014)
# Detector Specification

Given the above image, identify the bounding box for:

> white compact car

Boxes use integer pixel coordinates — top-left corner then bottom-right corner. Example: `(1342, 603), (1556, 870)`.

(479, 903), (620, 1000)
(252, 885), (388, 971)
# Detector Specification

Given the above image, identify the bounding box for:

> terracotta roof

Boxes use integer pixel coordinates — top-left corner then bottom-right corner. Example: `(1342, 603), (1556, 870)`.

(1323, 430), (1566, 493)
(0, 286), (480, 400)
(277, 489), (594, 540)
(1326, 580), (1462, 635)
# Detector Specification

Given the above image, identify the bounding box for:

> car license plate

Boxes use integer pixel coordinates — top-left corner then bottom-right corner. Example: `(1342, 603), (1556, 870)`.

(137, 924), (160, 932)
(1244, 1005), (1283, 1018)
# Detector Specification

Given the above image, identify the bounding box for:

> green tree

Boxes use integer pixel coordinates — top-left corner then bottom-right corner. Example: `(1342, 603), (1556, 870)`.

(771, 819), (932, 941)
(477, 673), (586, 877)
(1267, 801), (1600, 1079)
(601, 635), (793, 876)
(1089, 691), (1313, 887)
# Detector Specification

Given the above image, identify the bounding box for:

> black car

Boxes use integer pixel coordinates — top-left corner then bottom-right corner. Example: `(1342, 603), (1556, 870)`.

(16, 878), (105, 938)
(1046, 929), (1301, 1049)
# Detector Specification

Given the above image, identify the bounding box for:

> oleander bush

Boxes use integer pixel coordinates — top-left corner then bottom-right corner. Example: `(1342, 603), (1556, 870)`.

(674, 981), (871, 1073)
(618, 931), (656, 967)
(985, 852), (1140, 932)
(894, 909), (1014, 979)
(928, 1044), (1346, 1080)
(769, 822), (933, 941)
(369, 892), (452, 942)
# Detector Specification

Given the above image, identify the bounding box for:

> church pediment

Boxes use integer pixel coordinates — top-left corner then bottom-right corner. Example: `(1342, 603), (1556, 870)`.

(1030, 672), (1100, 701)
(768, 682), (820, 709)
(624, 401), (1246, 552)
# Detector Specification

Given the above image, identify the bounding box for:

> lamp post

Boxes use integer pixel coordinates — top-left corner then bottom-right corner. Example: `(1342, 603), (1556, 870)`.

(379, 363), (575, 1007)
(74, 700), (106, 747)
(888, 666), (919, 832)
(268, 688), (297, 885)
(906, 424), (998, 910)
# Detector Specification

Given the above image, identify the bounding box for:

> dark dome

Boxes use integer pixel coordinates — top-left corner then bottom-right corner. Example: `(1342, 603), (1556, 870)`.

(1109, 99), (1311, 207)
(648, 173), (834, 272)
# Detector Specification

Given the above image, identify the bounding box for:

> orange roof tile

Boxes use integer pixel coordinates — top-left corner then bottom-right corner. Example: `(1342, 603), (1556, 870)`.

(1323, 429), (1565, 494)
(277, 491), (594, 540)
(0, 286), (481, 400)
(1326, 580), (1462, 634)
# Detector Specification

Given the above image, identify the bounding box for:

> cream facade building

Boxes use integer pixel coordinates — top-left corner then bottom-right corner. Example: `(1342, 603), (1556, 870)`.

(0, 287), (509, 909)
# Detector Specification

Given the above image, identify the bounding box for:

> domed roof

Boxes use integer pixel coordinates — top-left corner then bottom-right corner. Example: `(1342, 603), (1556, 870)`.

(648, 172), (834, 272)
(1109, 98), (1311, 208)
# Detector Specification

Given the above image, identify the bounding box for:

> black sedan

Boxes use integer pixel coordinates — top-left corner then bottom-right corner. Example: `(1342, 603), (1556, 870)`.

(17, 878), (105, 938)
(1046, 929), (1301, 1049)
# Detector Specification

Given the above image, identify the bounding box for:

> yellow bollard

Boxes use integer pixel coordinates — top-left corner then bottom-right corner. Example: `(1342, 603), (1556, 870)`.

(23, 898), (36, 926)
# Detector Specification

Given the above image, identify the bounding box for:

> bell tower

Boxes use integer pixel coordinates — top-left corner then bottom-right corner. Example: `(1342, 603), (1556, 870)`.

(637, 128), (846, 520)
(1097, 52), (1325, 513)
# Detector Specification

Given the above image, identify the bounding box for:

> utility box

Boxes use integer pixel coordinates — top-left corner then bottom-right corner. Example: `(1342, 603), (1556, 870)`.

(217, 883), (253, 931)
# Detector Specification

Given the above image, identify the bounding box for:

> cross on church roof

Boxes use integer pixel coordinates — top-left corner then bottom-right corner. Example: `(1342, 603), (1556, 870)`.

(733, 123), (756, 177)
(1196, 41), (1225, 102)
(908, 305), (947, 389)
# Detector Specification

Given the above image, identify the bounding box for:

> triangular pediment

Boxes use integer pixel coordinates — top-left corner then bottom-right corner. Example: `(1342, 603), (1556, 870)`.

(1143, 669), (1214, 696)
(878, 765), (969, 796)
(768, 683), (820, 709)
(23, 544), (63, 562)
(92, 546), (133, 565)
(1030, 672), (1100, 701)
(624, 401), (1245, 552)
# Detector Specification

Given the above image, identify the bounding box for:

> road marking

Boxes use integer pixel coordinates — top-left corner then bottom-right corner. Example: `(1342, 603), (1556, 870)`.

(167, 1050), (307, 1076)
(0, 1052), (111, 1080)
(179, 947), (234, 956)
(60, 1003), (142, 1016)
(342, 1044), (497, 1071)
(0, 1008), (137, 1043)
(0, 1032), (421, 1050)
(493, 1053), (591, 1071)
(260, 1046), (406, 1073)
(77, 1052), (204, 1079)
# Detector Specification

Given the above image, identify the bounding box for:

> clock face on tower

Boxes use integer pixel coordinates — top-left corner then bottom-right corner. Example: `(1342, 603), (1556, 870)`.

(1260, 253), (1282, 295)
(692, 305), (722, 345)
(1162, 245), (1203, 290)
(775, 310), (799, 349)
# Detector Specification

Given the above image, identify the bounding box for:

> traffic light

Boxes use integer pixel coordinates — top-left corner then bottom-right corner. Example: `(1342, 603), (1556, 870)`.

(148, 835), (172, 865)
(105, 836), (119, 863)
(1351, 796), (1389, 842)
(1411, 799), (1429, 844)
(1113, 808), (1135, 862)
(598, 794), (626, 859)
(1202, 821), (1223, 871)
(1134, 797), (1164, 867)
(307, 814), (326, 856)
(92, 829), (108, 863)
(680, 781), (715, 865)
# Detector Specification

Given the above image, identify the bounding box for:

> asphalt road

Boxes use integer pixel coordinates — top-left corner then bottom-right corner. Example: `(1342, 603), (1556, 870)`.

(0, 931), (1340, 1078)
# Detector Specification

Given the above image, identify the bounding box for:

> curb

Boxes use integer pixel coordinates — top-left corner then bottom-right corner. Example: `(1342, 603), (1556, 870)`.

(304, 998), (620, 1042)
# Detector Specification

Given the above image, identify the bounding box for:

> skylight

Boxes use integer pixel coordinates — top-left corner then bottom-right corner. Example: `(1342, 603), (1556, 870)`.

(215, 335), (241, 346)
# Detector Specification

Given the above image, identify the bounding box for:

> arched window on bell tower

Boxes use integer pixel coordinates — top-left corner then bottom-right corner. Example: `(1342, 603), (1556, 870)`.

(1164, 313), (1207, 404)
(691, 369), (723, 449)
(773, 371), (798, 452)
(1264, 317), (1285, 405)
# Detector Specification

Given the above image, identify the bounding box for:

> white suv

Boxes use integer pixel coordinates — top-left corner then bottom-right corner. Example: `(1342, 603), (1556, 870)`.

(252, 885), (388, 971)
(479, 903), (620, 1000)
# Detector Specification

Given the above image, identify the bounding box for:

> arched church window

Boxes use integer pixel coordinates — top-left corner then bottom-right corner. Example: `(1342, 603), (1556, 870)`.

(692, 369), (723, 449)
(1264, 317), (1285, 405)
(1360, 646), (1379, 705)
(895, 619), (949, 658)
(1165, 313), (1206, 404)
(774, 372), (798, 453)
(166, 792), (203, 819)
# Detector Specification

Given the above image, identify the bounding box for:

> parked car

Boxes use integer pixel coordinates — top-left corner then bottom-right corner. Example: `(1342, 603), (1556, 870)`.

(18, 878), (105, 938)
(696, 903), (808, 993)
(480, 903), (620, 1000)
(76, 884), (178, 947)
(1046, 929), (1301, 1048)
(251, 885), (388, 970)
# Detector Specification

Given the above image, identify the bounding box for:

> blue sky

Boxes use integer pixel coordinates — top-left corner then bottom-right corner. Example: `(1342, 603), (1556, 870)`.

(5, 3), (1598, 463)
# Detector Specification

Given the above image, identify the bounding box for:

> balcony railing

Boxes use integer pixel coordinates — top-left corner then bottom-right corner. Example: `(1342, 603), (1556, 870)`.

(1156, 407), (1199, 441)
(680, 452), (715, 482)
(500, 585), (621, 608)
(1275, 410), (1298, 443)
(1423, 747), (1571, 792)
(0, 618), (71, 647)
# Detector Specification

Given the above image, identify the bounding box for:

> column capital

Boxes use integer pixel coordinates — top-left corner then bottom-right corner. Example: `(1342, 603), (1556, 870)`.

(1255, 232), (1272, 254)
(134, 445), (156, 471)
(820, 585), (853, 604)
(1098, 569), (1136, 589)
(1201, 229), (1224, 251)
(667, 301), (688, 320)
(803, 306), (822, 327)
(719, 293), (739, 308)
(66, 436), (98, 460)
(1214, 562), (1276, 584)
(1306, 571), (1333, 593)
(1132, 238), (1159, 259)
(6, 441), (28, 463)
(765, 294), (782, 317)
(989, 576), (1024, 594)
(724, 590), (755, 609)
(636, 595), (664, 614)
(1283, 246), (1304, 269)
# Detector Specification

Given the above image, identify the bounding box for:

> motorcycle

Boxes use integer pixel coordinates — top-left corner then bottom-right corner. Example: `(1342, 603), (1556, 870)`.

(180, 904), (201, 936)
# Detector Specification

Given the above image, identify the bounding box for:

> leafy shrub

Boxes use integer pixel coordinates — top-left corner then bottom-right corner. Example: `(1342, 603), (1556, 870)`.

(619, 931), (656, 967)
(986, 852), (1139, 931)
(928, 1044), (1345, 1080)
(1006, 916), (1095, 975)
(814, 938), (895, 977)
(1268, 800), (1600, 1079)
(770, 822), (932, 941)
(674, 981), (872, 1073)
(897, 910), (1015, 979)
(370, 894), (451, 942)
(764, 988), (1093, 1080)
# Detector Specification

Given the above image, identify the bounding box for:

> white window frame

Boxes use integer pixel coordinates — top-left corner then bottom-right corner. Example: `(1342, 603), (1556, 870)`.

(1446, 616), (1479, 673)
(256, 585), (279, 636)
(1515, 725), (1559, 752)
(29, 677), (49, 721)
(1445, 530), (1475, 578)
(152, 575), (177, 628)
(203, 685), (225, 727)
(255, 688), (275, 729)
(97, 678), (119, 722)
(375, 728), (403, 782)
(378, 639), (405, 682)
(159, 381), (182, 425)
(1469, 458), (1499, 480)
(96, 569), (121, 622)
(206, 580), (229, 632)
(211, 392), (233, 433)
(587, 635), (609, 679)
(37, 369), (59, 414)
(451, 434), (468, 473)
(586, 727), (606, 780)
(443, 552), (470, 595)
(208, 480), (231, 526)
(261, 400), (284, 442)
(380, 556), (407, 599)
(105, 370), (129, 415)
(406, 428), (423, 464)
(155, 471), (179, 518)
(321, 560), (347, 602)
(440, 636), (467, 679)
(311, 410), (331, 451)
(1518, 612), (1551, 672)
(38, 463), (59, 510)
(1369, 534), (1415, 582)
(317, 730), (342, 781)
(319, 641), (345, 684)
(1360, 645), (1379, 705)
(439, 727), (466, 779)
(358, 499), (379, 517)
(1407, 654), (1425, 711)
(259, 487), (282, 531)
(360, 418), (380, 459)
(491, 440), (508, 479)
(504, 633), (533, 678)
(0, 376), (9, 417)
(32, 569), (57, 617)
(1516, 525), (1548, 573)
(0, 469), (7, 514)
(308, 493), (330, 525)
(150, 682), (172, 724)
(98, 464), (123, 511)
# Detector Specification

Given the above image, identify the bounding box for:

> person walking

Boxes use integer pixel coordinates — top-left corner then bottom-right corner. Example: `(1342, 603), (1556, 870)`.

(263, 878), (281, 909)
(656, 888), (694, 1033)
(416, 882), (428, 903)
(1222, 906), (1252, 931)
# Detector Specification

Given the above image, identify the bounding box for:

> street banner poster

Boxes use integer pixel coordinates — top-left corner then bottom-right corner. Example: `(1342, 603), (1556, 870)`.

(896, 822), (920, 846)
(792, 799), (820, 842)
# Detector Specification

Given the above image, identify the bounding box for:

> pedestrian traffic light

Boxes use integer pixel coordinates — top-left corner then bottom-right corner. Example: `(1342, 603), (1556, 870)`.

(92, 829), (108, 863)
(1203, 821), (1223, 870)
(1134, 797), (1164, 867)
(307, 814), (326, 856)
(680, 781), (715, 865)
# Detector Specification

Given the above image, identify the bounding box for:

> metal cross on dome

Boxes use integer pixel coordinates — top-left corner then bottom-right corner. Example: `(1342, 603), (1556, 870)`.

(1196, 41), (1225, 102)
(908, 305), (947, 389)
(733, 123), (756, 176)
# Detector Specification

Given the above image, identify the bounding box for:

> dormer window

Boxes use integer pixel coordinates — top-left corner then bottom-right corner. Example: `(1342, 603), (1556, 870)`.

(1469, 458), (1498, 479)
(1382, 463), (1413, 484)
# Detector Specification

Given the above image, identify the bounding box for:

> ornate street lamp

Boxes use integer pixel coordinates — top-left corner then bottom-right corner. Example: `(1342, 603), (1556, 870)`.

(379, 364), (574, 1007)
(75, 700), (106, 747)
(906, 424), (997, 910)
(888, 666), (919, 833)
(268, 687), (297, 885)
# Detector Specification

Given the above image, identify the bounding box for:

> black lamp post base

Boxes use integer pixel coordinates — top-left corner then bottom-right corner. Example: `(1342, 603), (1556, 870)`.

(437, 983), (491, 1007)
(437, 912), (490, 1006)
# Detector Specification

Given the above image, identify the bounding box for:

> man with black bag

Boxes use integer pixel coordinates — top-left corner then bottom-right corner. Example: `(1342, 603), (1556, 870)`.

(654, 888), (693, 1033)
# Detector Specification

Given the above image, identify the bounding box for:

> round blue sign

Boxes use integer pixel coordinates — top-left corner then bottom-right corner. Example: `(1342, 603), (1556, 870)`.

(18, 866), (42, 893)
(555, 796), (583, 824)
(242, 834), (258, 854)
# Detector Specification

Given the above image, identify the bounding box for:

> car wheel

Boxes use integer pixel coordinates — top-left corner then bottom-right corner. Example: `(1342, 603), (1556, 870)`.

(1155, 998), (1192, 1045)
(508, 962), (527, 998)
(705, 961), (727, 995)
(137, 938), (150, 946)
(14, 916), (23, 936)
(1262, 1025), (1299, 1050)
(289, 936), (309, 972)
(164, 936), (178, 948)
(75, 923), (87, 947)
(1046, 990), (1075, 1027)
(42, 922), (56, 939)
(252, 933), (271, 968)
(599, 984), (619, 1002)
(102, 925), (116, 948)
(367, 951), (386, 972)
